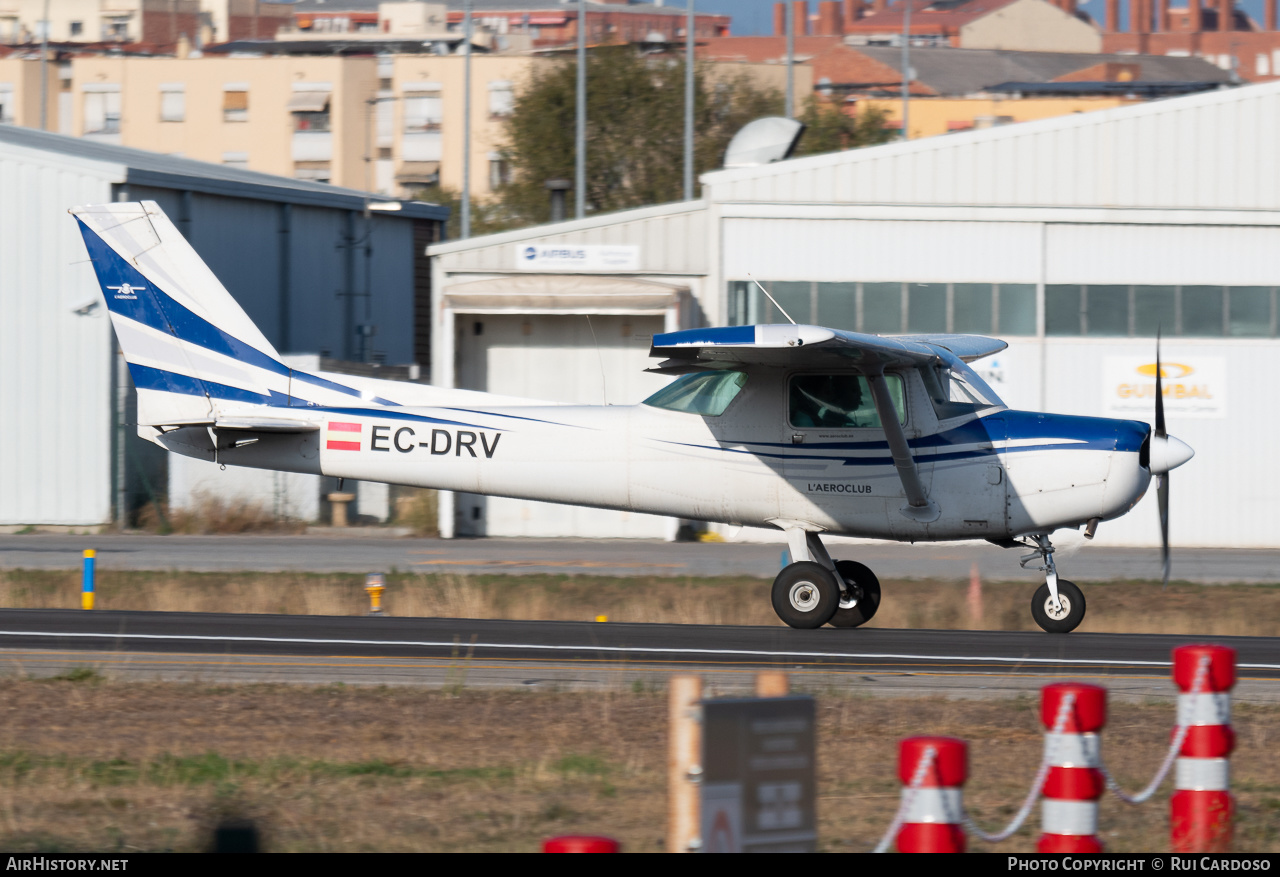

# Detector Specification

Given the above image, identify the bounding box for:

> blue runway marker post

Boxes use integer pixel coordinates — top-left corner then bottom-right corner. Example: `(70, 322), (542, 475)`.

(82, 549), (96, 610)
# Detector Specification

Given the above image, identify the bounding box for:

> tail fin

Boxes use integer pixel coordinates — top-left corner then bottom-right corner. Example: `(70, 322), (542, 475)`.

(72, 201), (288, 426)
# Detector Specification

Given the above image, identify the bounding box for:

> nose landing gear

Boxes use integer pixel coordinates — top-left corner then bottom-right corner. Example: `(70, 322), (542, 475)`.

(1021, 534), (1087, 633)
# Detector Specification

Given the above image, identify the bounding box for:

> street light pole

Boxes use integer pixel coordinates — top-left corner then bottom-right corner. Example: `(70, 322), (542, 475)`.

(785, 1), (794, 119)
(575, 0), (586, 219)
(683, 1), (694, 201)
(461, 0), (473, 238)
(901, 0), (911, 141)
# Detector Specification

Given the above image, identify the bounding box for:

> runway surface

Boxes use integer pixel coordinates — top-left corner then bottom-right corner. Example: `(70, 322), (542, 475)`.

(3, 534), (1279, 583)
(2, 609), (1277, 702)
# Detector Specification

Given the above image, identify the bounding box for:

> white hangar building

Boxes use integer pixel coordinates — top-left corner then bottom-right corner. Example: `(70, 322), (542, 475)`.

(431, 80), (1280, 548)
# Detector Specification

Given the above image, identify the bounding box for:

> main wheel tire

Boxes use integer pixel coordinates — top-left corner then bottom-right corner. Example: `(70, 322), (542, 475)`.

(771, 562), (840, 629)
(828, 560), (882, 628)
(1030, 579), (1086, 633)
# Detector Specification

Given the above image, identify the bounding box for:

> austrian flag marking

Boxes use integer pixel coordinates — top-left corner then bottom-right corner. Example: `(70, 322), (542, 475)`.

(326, 421), (362, 451)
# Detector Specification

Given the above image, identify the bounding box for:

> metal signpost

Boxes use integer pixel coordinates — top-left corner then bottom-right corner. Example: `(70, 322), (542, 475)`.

(700, 695), (816, 853)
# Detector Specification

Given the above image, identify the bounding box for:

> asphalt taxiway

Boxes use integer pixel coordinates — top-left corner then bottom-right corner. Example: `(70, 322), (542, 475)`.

(2, 609), (1277, 702)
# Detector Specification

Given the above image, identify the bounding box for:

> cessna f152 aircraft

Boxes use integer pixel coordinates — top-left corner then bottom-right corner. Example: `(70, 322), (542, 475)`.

(72, 201), (1196, 633)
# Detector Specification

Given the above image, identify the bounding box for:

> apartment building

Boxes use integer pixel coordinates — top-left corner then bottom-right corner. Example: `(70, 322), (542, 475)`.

(62, 53), (536, 197)
(29, 51), (798, 198)
(0, 0), (289, 47)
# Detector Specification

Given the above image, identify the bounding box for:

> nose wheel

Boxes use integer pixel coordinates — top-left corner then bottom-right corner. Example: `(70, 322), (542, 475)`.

(1030, 579), (1085, 633)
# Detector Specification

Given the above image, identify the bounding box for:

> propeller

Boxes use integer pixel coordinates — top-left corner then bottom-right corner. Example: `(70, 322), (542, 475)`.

(1155, 333), (1170, 588)
(1147, 331), (1195, 588)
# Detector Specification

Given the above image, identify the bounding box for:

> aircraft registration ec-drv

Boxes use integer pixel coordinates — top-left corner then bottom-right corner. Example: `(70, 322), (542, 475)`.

(72, 202), (1196, 633)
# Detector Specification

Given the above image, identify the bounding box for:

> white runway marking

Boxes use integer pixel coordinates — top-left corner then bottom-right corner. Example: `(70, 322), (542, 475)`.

(0, 629), (1276, 670)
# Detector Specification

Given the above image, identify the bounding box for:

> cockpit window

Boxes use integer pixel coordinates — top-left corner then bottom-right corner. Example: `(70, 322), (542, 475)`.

(643, 370), (748, 416)
(789, 374), (905, 428)
(917, 359), (1004, 421)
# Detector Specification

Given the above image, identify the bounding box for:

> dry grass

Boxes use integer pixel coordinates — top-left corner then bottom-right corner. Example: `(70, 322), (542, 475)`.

(0, 678), (1274, 852)
(0, 569), (1276, 636)
(137, 492), (305, 536)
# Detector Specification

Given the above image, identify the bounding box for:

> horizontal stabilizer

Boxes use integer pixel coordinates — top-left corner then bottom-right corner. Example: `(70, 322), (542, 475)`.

(214, 417), (321, 433)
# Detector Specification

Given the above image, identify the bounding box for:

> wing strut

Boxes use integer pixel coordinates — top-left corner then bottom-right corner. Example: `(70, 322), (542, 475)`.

(866, 372), (940, 523)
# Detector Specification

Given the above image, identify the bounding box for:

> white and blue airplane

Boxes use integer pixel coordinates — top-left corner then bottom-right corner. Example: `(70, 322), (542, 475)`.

(72, 201), (1195, 633)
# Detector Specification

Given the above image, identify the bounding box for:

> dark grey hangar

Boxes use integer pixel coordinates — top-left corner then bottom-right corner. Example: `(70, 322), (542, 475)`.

(370, 425), (502, 458)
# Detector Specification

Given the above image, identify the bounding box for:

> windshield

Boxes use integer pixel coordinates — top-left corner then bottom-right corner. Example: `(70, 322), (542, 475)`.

(917, 355), (1004, 421)
(643, 370), (748, 416)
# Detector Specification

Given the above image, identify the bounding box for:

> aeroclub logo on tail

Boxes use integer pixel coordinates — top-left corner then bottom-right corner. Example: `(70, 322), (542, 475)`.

(326, 421), (362, 451)
(107, 283), (145, 300)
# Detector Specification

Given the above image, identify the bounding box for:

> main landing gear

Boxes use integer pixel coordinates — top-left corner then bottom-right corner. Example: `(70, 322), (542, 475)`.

(1020, 534), (1087, 633)
(771, 531), (882, 629)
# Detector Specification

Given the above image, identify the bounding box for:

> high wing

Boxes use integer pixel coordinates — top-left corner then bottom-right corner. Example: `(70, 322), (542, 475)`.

(646, 324), (1007, 524)
(647, 325), (1005, 373)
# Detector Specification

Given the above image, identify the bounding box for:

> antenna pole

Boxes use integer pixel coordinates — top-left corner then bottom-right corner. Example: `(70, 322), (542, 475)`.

(749, 274), (797, 325)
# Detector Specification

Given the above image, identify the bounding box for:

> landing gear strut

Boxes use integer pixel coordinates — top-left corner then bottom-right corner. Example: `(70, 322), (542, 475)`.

(1021, 534), (1087, 633)
(770, 530), (882, 630)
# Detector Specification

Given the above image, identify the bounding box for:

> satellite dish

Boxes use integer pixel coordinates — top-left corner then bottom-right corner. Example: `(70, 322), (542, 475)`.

(723, 117), (806, 169)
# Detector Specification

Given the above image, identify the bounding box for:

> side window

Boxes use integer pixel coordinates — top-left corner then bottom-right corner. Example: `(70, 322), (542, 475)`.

(789, 374), (905, 428)
(643, 370), (748, 416)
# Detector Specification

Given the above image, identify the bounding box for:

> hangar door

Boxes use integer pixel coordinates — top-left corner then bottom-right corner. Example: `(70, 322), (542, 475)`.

(446, 275), (684, 538)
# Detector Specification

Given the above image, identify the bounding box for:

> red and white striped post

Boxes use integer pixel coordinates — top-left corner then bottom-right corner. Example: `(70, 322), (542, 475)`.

(542, 836), (620, 853)
(1171, 644), (1236, 853)
(896, 736), (967, 853)
(1038, 683), (1106, 853)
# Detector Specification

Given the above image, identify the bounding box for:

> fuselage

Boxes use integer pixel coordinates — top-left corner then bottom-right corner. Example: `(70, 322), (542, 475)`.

(159, 365), (1153, 543)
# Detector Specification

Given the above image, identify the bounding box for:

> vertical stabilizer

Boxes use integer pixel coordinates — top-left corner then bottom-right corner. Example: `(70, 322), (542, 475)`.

(72, 201), (286, 426)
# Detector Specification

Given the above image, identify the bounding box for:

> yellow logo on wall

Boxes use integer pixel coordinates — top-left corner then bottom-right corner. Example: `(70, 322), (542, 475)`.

(1104, 356), (1225, 419)
(1135, 363), (1194, 379)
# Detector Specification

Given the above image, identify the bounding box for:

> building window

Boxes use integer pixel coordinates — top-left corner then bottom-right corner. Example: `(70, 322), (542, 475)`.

(403, 89), (442, 132)
(487, 80), (513, 117)
(729, 281), (1041, 337)
(103, 17), (129, 40)
(0, 85), (13, 125)
(69, 21), (83, 37)
(293, 110), (330, 132)
(222, 151), (249, 169)
(288, 87), (332, 130)
(1045, 285), (1277, 337)
(159, 84), (184, 122)
(223, 86), (248, 122)
(488, 155), (511, 189)
(83, 89), (121, 135)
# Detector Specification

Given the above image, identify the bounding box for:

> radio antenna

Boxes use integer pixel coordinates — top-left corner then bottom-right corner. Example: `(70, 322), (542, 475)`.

(747, 272), (797, 325)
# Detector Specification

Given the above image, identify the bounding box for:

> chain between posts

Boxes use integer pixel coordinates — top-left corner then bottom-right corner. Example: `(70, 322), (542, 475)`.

(872, 744), (937, 853)
(961, 691), (1076, 843)
(1102, 653), (1211, 805)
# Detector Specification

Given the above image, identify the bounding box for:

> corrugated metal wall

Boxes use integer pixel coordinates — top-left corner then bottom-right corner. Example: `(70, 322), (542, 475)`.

(704, 81), (1280, 210)
(127, 188), (417, 365)
(435, 201), (708, 275)
(0, 147), (120, 524)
